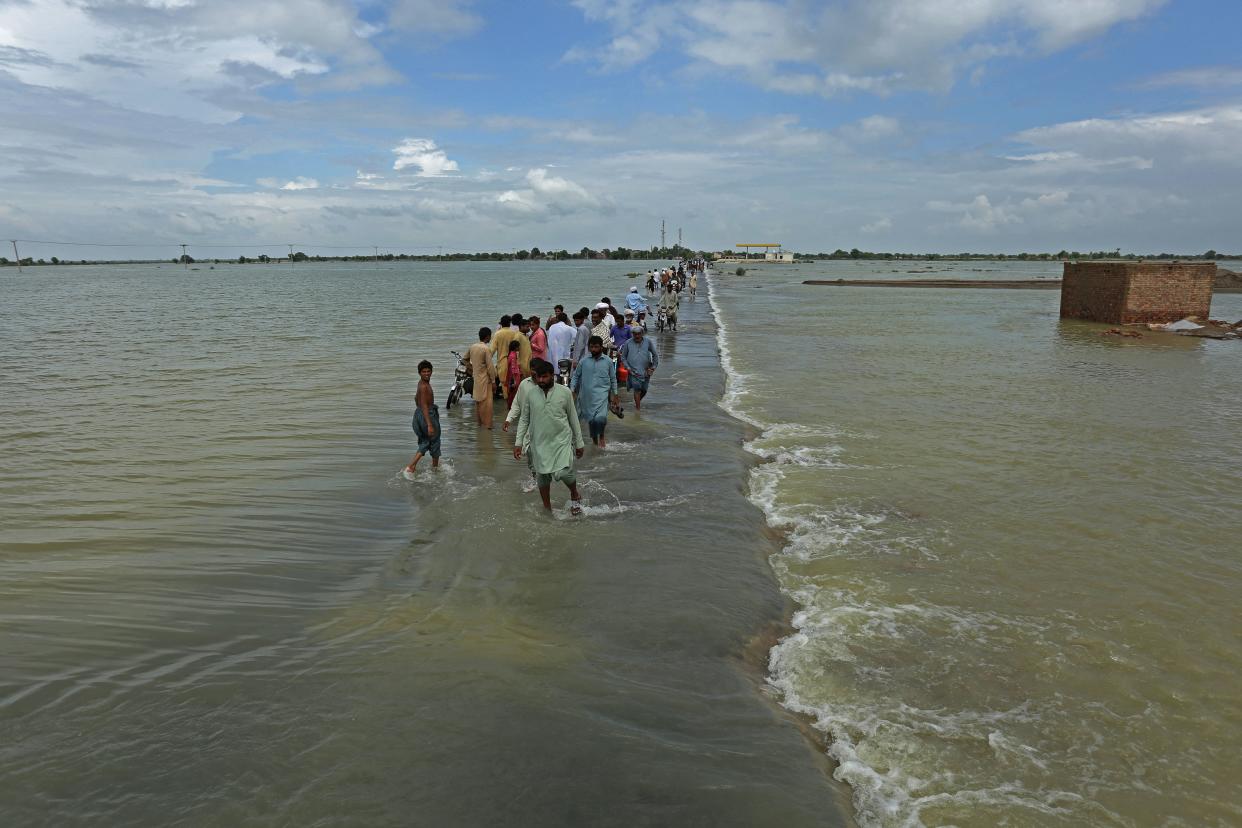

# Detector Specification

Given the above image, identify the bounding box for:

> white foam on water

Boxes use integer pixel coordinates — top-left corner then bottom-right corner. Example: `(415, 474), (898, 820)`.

(704, 268), (1112, 828)
(556, 480), (691, 520)
(388, 461), (500, 503)
(703, 269), (767, 430)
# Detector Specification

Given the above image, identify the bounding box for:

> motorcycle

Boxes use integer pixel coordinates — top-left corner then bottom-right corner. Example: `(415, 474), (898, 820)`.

(557, 358), (573, 386)
(445, 349), (470, 410)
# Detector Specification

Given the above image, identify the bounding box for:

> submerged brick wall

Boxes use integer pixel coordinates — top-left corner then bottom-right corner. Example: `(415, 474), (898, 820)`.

(1060, 262), (1215, 324)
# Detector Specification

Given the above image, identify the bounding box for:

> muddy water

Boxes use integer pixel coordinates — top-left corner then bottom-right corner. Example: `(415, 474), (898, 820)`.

(1, 262), (851, 826)
(709, 259), (1242, 827)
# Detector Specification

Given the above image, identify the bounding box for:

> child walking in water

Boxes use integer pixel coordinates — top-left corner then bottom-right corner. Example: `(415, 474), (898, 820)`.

(505, 340), (522, 406)
(405, 360), (440, 476)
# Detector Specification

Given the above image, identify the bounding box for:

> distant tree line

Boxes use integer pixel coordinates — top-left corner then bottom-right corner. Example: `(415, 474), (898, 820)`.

(3, 246), (1236, 266)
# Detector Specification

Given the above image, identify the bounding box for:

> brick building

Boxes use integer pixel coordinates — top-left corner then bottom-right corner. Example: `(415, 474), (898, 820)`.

(1060, 261), (1215, 324)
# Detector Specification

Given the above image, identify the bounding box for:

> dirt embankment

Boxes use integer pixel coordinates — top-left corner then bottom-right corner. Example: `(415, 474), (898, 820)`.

(1217, 268), (1242, 291)
(803, 279), (1059, 289)
(804, 267), (1242, 293)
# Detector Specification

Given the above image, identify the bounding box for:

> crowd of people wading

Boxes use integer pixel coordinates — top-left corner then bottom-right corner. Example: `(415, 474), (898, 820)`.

(405, 258), (708, 515)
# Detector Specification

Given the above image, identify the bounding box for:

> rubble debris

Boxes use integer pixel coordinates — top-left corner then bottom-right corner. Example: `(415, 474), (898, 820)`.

(1145, 316), (1242, 339)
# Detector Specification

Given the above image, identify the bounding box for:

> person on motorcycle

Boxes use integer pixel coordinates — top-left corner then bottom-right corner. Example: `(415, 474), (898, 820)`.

(624, 286), (647, 316)
(658, 286), (679, 327)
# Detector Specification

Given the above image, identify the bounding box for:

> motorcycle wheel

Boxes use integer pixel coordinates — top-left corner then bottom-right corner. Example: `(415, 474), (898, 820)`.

(447, 386), (461, 410)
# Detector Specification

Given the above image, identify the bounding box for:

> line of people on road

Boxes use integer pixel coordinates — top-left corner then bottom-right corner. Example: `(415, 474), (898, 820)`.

(406, 266), (702, 514)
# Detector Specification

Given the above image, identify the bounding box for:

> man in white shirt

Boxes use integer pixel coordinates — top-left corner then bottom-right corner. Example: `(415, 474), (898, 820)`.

(546, 313), (577, 381)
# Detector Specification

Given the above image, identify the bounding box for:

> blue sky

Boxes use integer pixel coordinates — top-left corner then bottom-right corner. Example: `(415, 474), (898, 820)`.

(1, 0), (1240, 257)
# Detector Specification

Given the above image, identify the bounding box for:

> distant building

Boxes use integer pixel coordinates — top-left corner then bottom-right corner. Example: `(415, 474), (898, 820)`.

(1060, 261), (1215, 324)
(714, 243), (795, 265)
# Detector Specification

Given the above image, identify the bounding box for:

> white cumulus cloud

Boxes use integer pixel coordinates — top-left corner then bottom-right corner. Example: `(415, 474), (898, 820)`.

(257, 176), (320, 190)
(392, 138), (460, 177)
(568, 0), (1168, 96)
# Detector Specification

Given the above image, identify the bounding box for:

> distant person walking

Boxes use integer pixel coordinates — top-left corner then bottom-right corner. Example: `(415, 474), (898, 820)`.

(467, 327), (497, 429)
(571, 335), (619, 449)
(688, 272), (697, 296)
(514, 359), (585, 515)
(405, 359), (440, 475)
(619, 325), (658, 411)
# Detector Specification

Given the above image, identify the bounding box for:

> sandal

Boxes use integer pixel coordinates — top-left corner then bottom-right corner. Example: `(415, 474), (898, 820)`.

(570, 500), (583, 516)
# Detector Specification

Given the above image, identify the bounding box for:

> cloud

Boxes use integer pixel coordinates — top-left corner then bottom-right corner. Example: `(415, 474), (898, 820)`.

(565, 0), (683, 70)
(387, 0), (483, 37)
(1004, 150), (1153, 172)
(79, 53), (144, 71)
(0, 0), (398, 122)
(281, 176), (320, 190)
(392, 138), (460, 176)
(0, 44), (58, 68)
(526, 167), (593, 202)
(1021, 191), (1069, 208)
(568, 0), (1168, 96)
(493, 167), (604, 221)
(728, 114), (832, 151)
(1137, 65), (1242, 89)
(861, 216), (892, 234)
(928, 194), (1020, 231)
(836, 114), (902, 143)
(257, 176), (320, 190)
(1013, 105), (1242, 167)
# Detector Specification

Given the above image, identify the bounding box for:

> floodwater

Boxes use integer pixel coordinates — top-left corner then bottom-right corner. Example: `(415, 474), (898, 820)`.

(3, 259), (1241, 826)
(709, 259), (1242, 827)
(0, 261), (848, 826)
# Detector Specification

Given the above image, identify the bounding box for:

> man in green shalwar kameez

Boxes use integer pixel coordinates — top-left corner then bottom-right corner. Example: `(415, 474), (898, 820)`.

(514, 359), (585, 515)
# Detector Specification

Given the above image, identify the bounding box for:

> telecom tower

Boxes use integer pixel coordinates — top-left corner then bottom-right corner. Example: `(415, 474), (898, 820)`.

(660, 219), (665, 251)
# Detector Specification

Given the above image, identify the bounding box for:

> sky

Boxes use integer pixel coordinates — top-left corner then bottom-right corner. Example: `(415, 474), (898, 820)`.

(1, 0), (1240, 258)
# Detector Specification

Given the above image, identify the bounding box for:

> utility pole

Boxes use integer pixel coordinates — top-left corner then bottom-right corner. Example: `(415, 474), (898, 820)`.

(437, 245), (443, 261)
(374, 246), (379, 264)
(288, 244), (294, 267)
(180, 243), (188, 270)
(11, 240), (21, 272)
